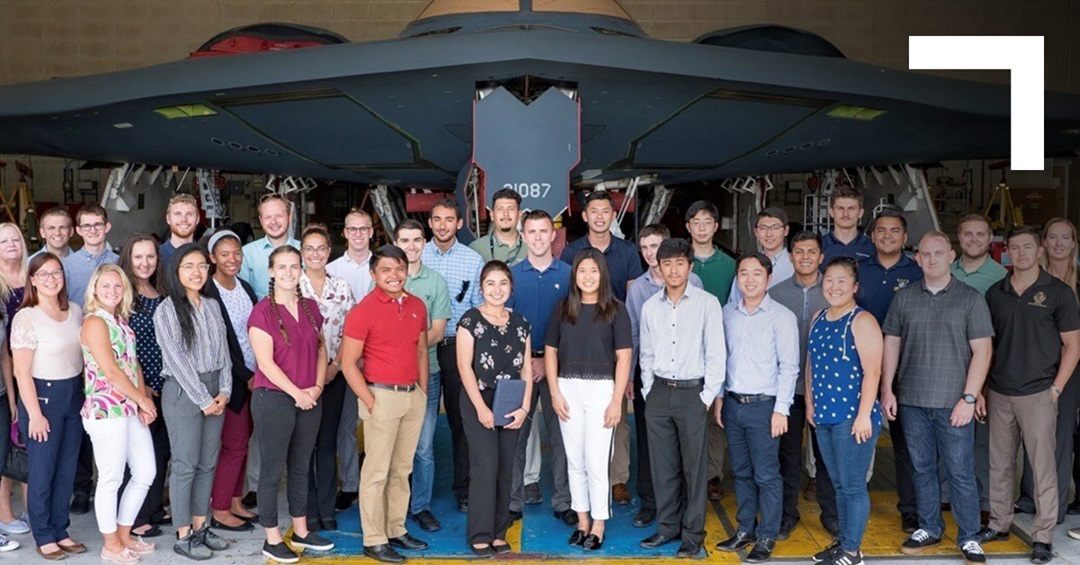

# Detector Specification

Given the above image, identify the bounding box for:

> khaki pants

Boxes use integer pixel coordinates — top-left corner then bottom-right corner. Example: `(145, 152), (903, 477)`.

(610, 397), (630, 485)
(987, 388), (1058, 544)
(358, 387), (426, 547)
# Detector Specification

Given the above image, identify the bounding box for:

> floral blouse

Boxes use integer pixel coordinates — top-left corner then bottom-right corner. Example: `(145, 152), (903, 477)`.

(457, 307), (530, 390)
(300, 272), (354, 362)
(80, 309), (140, 420)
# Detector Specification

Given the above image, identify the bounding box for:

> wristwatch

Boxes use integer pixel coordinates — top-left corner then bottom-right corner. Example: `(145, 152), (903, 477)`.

(962, 393), (976, 404)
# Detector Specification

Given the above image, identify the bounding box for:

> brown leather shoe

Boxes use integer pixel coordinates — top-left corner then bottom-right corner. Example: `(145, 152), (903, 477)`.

(612, 483), (631, 505)
(708, 477), (724, 501)
(36, 547), (67, 560)
(58, 541), (88, 554)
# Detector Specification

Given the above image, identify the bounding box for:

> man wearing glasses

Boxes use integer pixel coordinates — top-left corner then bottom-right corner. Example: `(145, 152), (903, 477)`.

(422, 198), (483, 513)
(327, 207), (377, 511)
(727, 207), (793, 304)
(239, 195), (300, 299)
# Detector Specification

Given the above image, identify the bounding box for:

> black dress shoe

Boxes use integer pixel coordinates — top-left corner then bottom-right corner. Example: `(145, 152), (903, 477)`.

(243, 490), (259, 509)
(554, 509), (578, 527)
(778, 518), (798, 541)
(307, 519), (323, 532)
(976, 526), (1009, 543)
(335, 491), (356, 511)
(746, 538), (775, 563)
(822, 519), (840, 538)
(1031, 542), (1053, 564)
(509, 510), (523, 522)
(901, 512), (919, 533)
(716, 530), (756, 552)
(321, 518), (338, 531)
(640, 533), (676, 549)
(364, 544), (406, 563)
(492, 542), (511, 554)
(457, 496), (469, 513)
(470, 544), (494, 558)
(1068, 500), (1080, 515)
(582, 534), (603, 551)
(70, 492), (91, 515)
(633, 507), (657, 528)
(411, 510), (441, 532)
(676, 540), (702, 558)
(1014, 503), (1035, 515)
(388, 533), (429, 551)
(569, 529), (587, 546)
(210, 517), (254, 532)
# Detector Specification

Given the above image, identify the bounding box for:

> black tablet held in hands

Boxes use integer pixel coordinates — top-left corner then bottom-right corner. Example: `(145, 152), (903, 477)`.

(493, 379), (527, 427)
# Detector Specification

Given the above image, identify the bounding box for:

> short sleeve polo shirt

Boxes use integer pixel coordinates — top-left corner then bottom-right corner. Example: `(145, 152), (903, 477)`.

(856, 253), (924, 326)
(692, 246), (737, 304)
(344, 287), (428, 386)
(559, 235), (644, 302)
(986, 270), (1080, 396)
(822, 231), (875, 266)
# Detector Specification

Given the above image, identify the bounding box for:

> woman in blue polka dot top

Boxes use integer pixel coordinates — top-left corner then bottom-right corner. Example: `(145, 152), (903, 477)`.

(806, 256), (883, 565)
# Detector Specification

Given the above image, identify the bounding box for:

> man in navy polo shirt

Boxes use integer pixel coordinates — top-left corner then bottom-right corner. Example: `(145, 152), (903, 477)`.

(822, 186), (875, 265)
(505, 210), (575, 526)
(857, 208), (924, 534)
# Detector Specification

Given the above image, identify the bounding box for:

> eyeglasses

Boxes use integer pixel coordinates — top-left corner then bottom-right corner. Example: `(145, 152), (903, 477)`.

(344, 226), (372, 235)
(33, 270), (63, 281)
(755, 224), (785, 233)
(179, 263), (210, 273)
(688, 219), (716, 228)
(303, 245), (330, 254)
(79, 222), (106, 231)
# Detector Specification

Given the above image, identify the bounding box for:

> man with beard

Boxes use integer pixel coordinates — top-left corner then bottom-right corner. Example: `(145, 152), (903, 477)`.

(470, 188), (525, 266)
(239, 195), (300, 299)
(159, 194), (200, 266)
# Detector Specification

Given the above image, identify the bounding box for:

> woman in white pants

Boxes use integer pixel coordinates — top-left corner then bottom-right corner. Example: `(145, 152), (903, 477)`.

(546, 248), (632, 551)
(81, 264), (158, 564)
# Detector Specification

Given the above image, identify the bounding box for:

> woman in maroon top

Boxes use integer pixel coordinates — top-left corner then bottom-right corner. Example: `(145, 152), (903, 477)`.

(247, 245), (333, 563)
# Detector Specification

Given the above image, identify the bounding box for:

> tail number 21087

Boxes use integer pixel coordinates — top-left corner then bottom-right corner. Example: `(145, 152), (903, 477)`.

(504, 183), (551, 198)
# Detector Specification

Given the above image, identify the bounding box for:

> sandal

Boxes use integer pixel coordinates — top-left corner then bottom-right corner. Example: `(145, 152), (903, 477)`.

(101, 547), (140, 564)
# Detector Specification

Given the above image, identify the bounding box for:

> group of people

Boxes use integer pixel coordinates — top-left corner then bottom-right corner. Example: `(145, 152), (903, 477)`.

(0, 184), (1075, 565)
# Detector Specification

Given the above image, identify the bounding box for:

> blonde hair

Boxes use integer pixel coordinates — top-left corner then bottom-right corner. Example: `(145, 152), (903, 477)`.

(1041, 217), (1079, 305)
(84, 264), (135, 319)
(0, 223), (29, 303)
(167, 193), (199, 213)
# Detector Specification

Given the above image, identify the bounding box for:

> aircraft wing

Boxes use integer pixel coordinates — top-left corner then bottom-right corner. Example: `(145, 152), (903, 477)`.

(0, 27), (1077, 187)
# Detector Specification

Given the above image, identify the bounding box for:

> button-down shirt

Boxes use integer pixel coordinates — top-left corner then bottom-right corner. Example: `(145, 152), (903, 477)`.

(951, 256), (1008, 295)
(639, 284), (726, 406)
(239, 236), (301, 299)
(856, 253), (924, 325)
(327, 251), (373, 303)
(422, 240), (483, 337)
(299, 273), (354, 363)
(769, 274), (829, 395)
(693, 246), (737, 304)
(62, 246), (120, 307)
(469, 233), (526, 266)
(626, 269), (702, 351)
(560, 234), (644, 302)
(822, 231), (875, 266)
(507, 257), (571, 353)
(728, 250), (794, 304)
(722, 295), (800, 415)
(30, 245), (72, 261)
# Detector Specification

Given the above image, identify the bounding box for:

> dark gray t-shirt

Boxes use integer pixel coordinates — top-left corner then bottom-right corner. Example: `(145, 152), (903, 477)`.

(545, 302), (633, 381)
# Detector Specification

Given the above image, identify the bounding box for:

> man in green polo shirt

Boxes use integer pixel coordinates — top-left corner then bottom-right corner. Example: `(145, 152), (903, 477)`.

(470, 188), (525, 265)
(685, 199), (736, 501)
(952, 214), (1008, 295)
(394, 219), (453, 534)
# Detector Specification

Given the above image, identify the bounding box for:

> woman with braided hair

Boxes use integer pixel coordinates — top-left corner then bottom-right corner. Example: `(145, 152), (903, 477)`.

(247, 245), (333, 563)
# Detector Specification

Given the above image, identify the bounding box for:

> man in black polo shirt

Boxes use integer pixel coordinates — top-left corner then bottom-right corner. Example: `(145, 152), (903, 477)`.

(978, 226), (1080, 565)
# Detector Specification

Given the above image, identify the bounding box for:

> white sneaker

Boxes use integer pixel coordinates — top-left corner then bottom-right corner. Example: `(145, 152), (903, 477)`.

(0, 534), (19, 552)
(0, 518), (29, 535)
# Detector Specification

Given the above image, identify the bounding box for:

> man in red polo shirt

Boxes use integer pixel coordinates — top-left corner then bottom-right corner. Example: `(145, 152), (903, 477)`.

(341, 245), (430, 564)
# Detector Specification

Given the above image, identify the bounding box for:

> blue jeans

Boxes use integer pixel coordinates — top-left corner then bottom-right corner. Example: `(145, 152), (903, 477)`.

(722, 398), (782, 539)
(899, 405), (980, 544)
(816, 417), (879, 553)
(410, 371), (441, 514)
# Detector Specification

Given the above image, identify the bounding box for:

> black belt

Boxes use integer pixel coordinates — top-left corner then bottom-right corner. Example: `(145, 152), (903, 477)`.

(532, 350), (544, 358)
(655, 377), (704, 389)
(439, 337), (456, 346)
(368, 382), (418, 392)
(726, 391), (775, 404)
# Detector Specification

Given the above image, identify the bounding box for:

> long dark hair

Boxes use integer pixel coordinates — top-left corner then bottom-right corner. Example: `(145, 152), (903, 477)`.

(118, 233), (166, 312)
(558, 248), (619, 324)
(21, 252), (69, 312)
(267, 245), (322, 347)
(163, 243), (209, 351)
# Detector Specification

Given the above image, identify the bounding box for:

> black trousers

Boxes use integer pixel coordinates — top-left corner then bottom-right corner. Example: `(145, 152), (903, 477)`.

(461, 389), (520, 545)
(510, 376), (571, 513)
(308, 374), (346, 522)
(1018, 373), (1080, 522)
(890, 391), (918, 514)
(438, 340), (470, 499)
(127, 393), (170, 528)
(646, 384), (708, 546)
(783, 395), (838, 526)
(252, 388), (322, 529)
(632, 365), (656, 511)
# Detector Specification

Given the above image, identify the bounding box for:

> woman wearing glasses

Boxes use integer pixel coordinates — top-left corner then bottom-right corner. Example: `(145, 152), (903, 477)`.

(203, 230), (260, 532)
(300, 225), (354, 532)
(10, 253), (86, 559)
(154, 243), (233, 561)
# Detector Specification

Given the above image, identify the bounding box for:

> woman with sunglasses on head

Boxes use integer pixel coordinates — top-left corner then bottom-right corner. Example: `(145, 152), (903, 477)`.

(249, 244), (333, 563)
(11, 253), (87, 559)
(202, 230), (261, 533)
(80, 263), (159, 564)
(118, 233), (172, 538)
(547, 248), (632, 552)
(299, 225), (354, 533)
(154, 243), (233, 561)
